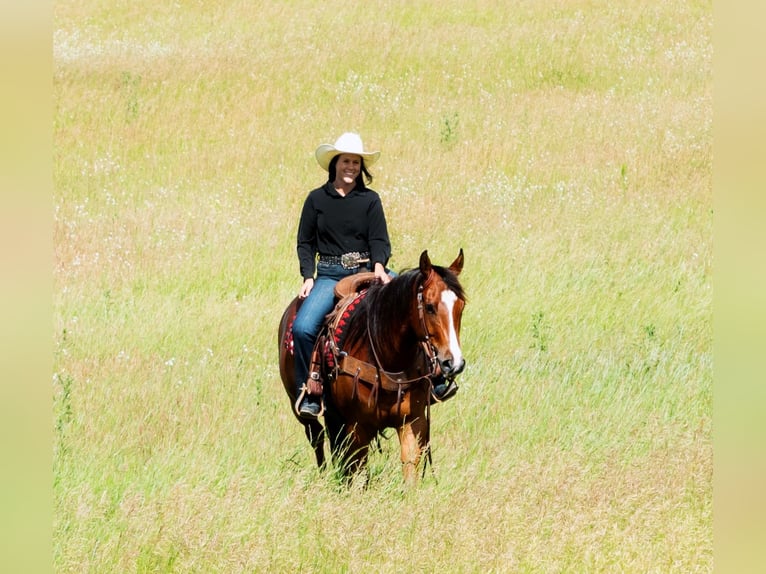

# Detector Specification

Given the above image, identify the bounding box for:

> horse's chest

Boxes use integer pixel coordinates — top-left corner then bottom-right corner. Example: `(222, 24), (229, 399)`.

(331, 371), (427, 421)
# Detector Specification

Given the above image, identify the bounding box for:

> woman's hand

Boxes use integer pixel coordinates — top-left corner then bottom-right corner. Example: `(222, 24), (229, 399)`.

(374, 262), (391, 284)
(299, 278), (314, 299)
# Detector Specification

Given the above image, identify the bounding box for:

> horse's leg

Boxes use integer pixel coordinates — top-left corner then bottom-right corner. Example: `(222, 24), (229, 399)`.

(330, 423), (373, 481)
(303, 420), (325, 469)
(398, 417), (429, 486)
(323, 402), (347, 466)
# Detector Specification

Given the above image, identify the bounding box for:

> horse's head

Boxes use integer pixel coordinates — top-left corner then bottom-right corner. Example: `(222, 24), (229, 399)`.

(416, 249), (466, 378)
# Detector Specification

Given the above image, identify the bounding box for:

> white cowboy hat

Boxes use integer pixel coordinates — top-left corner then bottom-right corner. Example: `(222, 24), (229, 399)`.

(315, 132), (380, 171)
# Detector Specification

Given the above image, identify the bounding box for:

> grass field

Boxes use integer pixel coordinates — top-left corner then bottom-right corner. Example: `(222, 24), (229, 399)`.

(53, 0), (712, 571)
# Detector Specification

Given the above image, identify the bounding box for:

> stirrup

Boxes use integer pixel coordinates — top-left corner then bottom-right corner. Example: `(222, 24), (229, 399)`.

(294, 382), (325, 418)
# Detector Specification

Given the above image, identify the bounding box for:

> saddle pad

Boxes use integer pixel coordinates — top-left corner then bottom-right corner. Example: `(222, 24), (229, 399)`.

(331, 289), (368, 354)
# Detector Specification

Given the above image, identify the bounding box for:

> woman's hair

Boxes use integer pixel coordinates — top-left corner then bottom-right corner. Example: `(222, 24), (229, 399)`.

(328, 155), (373, 188)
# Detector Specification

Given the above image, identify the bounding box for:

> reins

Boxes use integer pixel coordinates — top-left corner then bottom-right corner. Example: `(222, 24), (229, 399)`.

(365, 282), (440, 382)
(329, 281), (440, 406)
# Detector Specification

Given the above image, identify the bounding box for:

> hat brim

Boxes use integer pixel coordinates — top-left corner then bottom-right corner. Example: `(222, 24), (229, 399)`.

(315, 144), (380, 171)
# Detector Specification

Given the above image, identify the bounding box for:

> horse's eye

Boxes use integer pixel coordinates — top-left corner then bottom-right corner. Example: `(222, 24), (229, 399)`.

(425, 304), (437, 315)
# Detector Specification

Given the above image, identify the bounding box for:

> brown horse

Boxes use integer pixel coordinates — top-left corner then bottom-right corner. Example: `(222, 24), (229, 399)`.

(278, 249), (466, 484)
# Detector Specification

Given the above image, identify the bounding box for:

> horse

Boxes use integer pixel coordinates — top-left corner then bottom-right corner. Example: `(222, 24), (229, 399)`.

(278, 249), (466, 485)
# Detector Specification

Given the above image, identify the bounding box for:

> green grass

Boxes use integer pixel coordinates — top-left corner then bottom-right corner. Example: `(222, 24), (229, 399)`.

(54, 0), (712, 571)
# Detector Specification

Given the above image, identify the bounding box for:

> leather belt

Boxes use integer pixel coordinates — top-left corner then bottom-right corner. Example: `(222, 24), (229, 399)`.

(319, 251), (370, 269)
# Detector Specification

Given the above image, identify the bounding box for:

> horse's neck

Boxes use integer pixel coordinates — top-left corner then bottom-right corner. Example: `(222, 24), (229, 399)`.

(368, 315), (419, 373)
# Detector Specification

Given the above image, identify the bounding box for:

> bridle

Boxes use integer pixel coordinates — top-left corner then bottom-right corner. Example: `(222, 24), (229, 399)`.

(364, 281), (445, 386)
(416, 284), (441, 378)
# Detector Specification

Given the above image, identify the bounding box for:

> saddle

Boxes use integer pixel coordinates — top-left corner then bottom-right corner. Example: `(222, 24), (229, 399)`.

(334, 272), (377, 299)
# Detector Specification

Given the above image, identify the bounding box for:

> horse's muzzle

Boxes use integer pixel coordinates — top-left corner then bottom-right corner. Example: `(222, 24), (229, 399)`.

(439, 357), (465, 378)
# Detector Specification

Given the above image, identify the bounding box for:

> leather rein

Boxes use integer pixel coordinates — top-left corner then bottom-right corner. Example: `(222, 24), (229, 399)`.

(366, 283), (441, 388)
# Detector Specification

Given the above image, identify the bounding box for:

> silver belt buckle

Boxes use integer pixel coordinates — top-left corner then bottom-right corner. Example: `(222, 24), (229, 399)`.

(341, 252), (360, 269)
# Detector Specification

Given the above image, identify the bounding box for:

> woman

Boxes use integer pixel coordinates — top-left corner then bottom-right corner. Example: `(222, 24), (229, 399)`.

(292, 132), (393, 420)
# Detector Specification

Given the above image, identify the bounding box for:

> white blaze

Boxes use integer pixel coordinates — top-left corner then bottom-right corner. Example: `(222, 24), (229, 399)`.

(441, 290), (463, 365)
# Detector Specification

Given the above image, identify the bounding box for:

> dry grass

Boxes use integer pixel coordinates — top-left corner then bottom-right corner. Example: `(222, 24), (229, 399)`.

(54, 0), (712, 571)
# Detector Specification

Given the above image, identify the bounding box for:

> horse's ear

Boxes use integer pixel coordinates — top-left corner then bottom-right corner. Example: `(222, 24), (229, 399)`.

(419, 250), (432, 277)
(449, 248), (464, 276)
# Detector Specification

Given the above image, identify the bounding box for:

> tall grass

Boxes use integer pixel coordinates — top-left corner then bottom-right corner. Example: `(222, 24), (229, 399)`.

(54, 0), (712, 571)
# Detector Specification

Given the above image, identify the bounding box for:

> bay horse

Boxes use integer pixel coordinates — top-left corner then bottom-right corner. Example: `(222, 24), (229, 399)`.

(277, 249), (466, 485)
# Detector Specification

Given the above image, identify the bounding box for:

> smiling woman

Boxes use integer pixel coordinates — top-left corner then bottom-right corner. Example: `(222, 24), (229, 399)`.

(291, 132), (393, 419)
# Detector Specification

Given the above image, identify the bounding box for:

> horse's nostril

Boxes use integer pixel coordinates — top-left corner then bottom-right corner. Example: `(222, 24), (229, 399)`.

(441, 357), (465, 375)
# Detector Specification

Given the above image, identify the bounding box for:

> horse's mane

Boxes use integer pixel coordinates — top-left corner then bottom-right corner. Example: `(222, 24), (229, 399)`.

(342, 265), (466, 351)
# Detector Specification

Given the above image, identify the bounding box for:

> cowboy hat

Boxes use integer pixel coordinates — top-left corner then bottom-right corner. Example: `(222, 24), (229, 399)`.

(315, 132), (380, 171)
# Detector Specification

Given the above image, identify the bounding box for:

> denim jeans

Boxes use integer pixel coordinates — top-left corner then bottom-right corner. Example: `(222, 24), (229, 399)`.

(292, 262), (364, 399)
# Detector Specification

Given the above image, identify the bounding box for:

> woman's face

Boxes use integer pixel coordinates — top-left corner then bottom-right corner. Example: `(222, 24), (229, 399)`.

(335, 153), (362, 184)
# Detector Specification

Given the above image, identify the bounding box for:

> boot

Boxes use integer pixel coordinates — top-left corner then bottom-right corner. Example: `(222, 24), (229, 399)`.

(298, 394), (321, 419)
